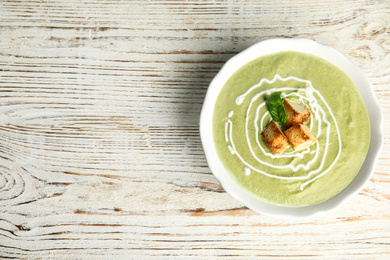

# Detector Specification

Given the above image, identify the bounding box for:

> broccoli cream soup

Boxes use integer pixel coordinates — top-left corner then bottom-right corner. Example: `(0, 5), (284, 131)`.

(212, 51), (370, 207)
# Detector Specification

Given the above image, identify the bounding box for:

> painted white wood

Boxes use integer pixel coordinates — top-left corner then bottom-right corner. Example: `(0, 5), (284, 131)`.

(0, 0), (389, 258)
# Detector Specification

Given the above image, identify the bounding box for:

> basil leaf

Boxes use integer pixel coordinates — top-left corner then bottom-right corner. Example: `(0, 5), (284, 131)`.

(266, 91), (287, 130)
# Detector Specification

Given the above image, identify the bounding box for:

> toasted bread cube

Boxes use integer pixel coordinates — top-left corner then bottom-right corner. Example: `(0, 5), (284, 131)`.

(283, 99), (311, 127)
(261, 120), (290, 154)
(284, 124), (316, 150)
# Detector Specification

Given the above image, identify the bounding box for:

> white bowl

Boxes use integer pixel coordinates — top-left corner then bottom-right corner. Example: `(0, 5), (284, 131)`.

(200, 38), (383, 218)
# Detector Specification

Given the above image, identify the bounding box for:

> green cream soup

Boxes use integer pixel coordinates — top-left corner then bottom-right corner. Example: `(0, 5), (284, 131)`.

(212, 51), (370, 207)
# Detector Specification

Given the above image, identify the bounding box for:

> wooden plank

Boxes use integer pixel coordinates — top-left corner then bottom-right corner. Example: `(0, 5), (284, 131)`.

(0, 0), (389, 258)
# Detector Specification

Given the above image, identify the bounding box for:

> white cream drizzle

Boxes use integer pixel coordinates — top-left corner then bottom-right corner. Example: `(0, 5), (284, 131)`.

(224, 74), (342, 190)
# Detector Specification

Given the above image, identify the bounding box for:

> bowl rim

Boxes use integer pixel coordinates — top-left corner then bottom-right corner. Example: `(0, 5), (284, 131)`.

(199, 38), (383, 218)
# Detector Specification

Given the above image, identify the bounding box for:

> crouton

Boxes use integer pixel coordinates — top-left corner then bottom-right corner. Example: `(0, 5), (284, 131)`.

(283, 99), (311, 127)
(284, 124), (316, 150)
(261, 120), (290, 154)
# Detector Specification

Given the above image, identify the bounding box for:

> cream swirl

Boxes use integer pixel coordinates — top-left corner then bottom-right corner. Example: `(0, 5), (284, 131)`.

(224, 74), (342, 190)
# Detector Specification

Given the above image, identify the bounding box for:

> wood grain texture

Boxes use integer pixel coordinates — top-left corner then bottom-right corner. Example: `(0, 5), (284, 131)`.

(0, 0), (389, 258)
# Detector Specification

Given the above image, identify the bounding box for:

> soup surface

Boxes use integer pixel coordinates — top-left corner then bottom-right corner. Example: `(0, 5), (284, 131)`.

(212, 51), (370, 206)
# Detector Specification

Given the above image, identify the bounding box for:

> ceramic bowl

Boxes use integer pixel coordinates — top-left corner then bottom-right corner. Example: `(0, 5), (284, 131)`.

(199, 38), (383, 218)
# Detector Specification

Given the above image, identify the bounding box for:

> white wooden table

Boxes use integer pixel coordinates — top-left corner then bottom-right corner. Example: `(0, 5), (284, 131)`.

(1, 0), (389, 258)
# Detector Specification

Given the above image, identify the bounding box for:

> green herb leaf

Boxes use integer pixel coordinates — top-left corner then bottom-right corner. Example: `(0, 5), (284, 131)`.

(266, 91), (287, 130)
